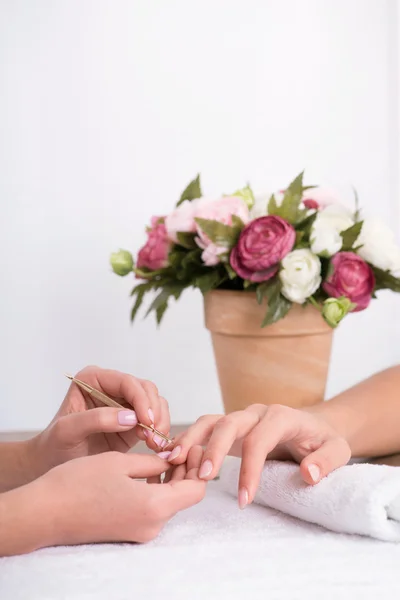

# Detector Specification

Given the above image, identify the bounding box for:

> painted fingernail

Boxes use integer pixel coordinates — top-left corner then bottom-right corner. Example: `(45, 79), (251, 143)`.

(238, 487), (249, 510)
(199, 459), (213, 479)
(117, 410), (138, 426)
(157, 451), (172, 459)
(308, 463), (321, 483)
(160, 439), (168, 449)
(153, 433), (164, 447)
(148, 408), (155, 424)
(143, 429), (149, 439)
(168, 445), (181, 461)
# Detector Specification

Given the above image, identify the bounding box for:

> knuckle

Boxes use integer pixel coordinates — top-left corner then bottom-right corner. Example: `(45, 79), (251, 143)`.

(75, 365), (98, 378)
(215, 414), (236, 430)
(141, 380), (159, 396)
(93, 409), (109, 431)
(266, 404), (290, 420)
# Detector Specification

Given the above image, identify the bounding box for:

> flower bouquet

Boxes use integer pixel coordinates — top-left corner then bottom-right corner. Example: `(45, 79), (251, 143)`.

(111, 172), (400, 412)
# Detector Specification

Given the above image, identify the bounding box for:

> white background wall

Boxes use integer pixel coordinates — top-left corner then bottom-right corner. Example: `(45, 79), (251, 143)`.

(1, 0), (399, 431)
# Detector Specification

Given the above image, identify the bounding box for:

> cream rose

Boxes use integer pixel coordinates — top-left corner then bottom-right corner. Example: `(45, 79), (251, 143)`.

(356, 217), (400, 273)
(310, 204), (354, 257)
(280, 249), (322, 303)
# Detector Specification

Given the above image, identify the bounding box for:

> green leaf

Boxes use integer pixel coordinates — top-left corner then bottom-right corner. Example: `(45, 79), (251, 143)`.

(295, 211), (318, 240)
(372, 267), (400, 292)
(225, 263), (237, 279)
(194, 270), (226, 294)
(267, 171), (307, 225)
(177, 174), (202, 206)
(195, 218), (241, 248)
(256, 281), (270, 304)
(260, 280), (292, 327)
(340, 221), (363, 250)
(231, 214), (246, 229)
(145, 284), (185, 320)
(230, 184), (255, 209)
(176, 232), (198, 249)
(295, 231), (305, 246)
(267, 194), (278, 215)
(130, 281), (155, 322)
(156, 302), (168, 325)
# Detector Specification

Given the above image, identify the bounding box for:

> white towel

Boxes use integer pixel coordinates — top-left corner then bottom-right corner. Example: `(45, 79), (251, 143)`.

(1, 481), (400, 599)
(220, 458), (400, 542)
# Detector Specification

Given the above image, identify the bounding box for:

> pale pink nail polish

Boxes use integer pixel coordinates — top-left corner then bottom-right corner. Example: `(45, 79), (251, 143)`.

(117, 410), (137, 426)
(168, 445), (181, 461)
(153, 433), (163, 447)
(143, 429), (149, 439)
(148, 408), (155, 424)
(238, 487), (249, 510)
(308, 463), (321, 483)
(157, 451), (172, 459)
(199, 459), (213, 479)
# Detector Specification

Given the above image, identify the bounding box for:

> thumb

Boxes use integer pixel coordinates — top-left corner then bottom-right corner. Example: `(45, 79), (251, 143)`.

(162, 479), (207, 516)
(55, 407), (138, 445)
(300, 437), (351, 485)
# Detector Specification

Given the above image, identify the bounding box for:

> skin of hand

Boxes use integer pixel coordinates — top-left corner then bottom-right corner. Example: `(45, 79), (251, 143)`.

(167, 404), (351, 509)
(26, 366), (171, 480)
(0, 451), (206, 556)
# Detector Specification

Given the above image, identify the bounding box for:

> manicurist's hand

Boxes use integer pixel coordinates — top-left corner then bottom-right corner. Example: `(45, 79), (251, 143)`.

(0, 452), (206, 556)
(167, 404), (351, 508)
(30, 366), (171, 477)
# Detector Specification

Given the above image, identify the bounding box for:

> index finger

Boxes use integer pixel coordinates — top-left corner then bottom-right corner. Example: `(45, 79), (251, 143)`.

(75, 366), (153, 427)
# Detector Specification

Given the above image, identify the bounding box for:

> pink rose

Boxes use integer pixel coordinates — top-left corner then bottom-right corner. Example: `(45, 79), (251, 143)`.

(165, 198), (212, 243)
(230, 216), (296, 282)
(195, 196), (250, 266)
(137, 216), (171, 271)
(323, 252), (375, 311)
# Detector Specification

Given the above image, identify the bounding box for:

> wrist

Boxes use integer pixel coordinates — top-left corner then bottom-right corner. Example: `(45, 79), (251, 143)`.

(304, 401), (360, 455)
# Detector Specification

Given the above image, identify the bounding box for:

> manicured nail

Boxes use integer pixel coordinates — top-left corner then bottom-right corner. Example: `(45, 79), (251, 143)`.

(143, 429), (149, 439)
(168, 445), (181, 461)
(157, 451), (172, 459)
(238, 487), (248, 510)
(153, 433), (164, 447)
(199, 459), (213, 479)
(160, 439), (168, 448)
(308, 463), (321, 483)
(148, 408), (155, 424)
(117, 410), (138, 426)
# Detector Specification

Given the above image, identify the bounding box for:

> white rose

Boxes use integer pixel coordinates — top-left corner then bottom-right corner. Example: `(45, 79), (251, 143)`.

(280, 249), (322, 304)
(250, 193), (270, 219)
(356, 217), (400, 273)
(310, 204), (354, 257)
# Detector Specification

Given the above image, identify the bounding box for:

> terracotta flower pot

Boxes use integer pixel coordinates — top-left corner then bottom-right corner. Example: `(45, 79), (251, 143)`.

(204, 290), (333, 413)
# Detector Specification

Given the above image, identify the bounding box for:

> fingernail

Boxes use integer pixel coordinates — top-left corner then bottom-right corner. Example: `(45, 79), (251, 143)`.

(143, 429), (149, 439)
(168, 445), (181, 461)
(148, 408), (155, 424)
(199, 459), (213, 479)
(238, 487), (248, 510)
(157, 451), (172, 459)
(117, 410), (138, 426)
(153, 433), (164, 447)
(308, 463), (321, 483)
(160, 439), (168, 448)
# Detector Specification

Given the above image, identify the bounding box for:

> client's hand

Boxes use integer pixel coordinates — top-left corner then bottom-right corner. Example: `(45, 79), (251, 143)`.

(31, 366), (171, 477)
(167, 404), (351, 507)
(1, 452), (206, 556)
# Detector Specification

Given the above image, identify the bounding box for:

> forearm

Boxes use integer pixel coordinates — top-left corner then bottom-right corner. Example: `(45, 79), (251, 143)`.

(310, 365), (400, 457)
(0, 479), (53, 556)
(0, 437), (40, 492)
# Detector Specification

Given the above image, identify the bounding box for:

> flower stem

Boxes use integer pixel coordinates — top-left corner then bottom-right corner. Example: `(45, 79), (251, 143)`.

(308, 296), (322, 312)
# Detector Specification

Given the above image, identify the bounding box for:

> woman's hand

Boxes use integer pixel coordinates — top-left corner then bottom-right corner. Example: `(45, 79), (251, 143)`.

(167, 404), (351, 508)
(0, 451), (206, 556)
(31, 366), (171, 477)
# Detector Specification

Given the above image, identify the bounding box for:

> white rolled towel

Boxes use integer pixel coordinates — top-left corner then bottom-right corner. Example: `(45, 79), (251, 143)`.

(220, 458), (400, 542)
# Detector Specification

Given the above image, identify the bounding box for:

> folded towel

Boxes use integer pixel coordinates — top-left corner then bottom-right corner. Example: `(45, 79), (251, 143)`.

(220, 458), (400, 542)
